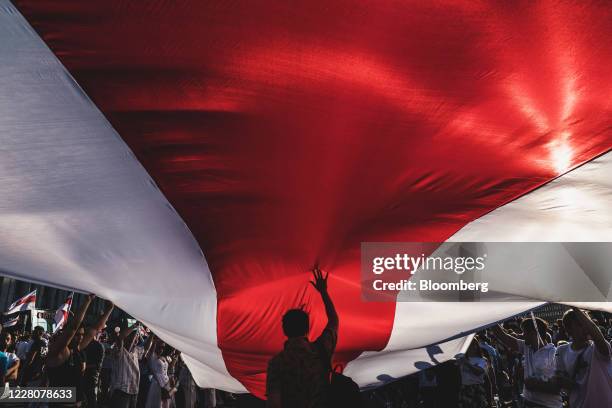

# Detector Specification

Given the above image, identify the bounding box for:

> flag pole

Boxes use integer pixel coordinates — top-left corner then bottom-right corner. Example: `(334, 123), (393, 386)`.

(22, 312), (29, 337)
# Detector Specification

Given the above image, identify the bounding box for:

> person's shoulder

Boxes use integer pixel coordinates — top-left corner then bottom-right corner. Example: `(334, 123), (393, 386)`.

(316, 326), (338, 343)
(266, 352), (285, 376)
(541, 343), (557, 357)
(555, 342), (570, 355)
(268, 351), (284, 366)
(589, 339), (612, 361)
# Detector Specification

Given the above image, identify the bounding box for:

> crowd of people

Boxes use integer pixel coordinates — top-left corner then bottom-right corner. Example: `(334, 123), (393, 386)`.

(0, 270), (610, 408)
(0, 294), (223, 408)
(362, 310), (612, 408)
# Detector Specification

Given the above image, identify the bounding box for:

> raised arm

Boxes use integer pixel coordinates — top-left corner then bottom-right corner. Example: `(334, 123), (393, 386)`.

(120, 325), (138, 341)
(310, 265), (338, 331)
(6, 359), (19, 380)
(143, 332), (155, 360)
(80, 300), (114, 350)
(23, 348), (37, 372)
(573, 307), (610, 358)
(48, 294), (94, 358)
(117, 324), (139, 351)
(491, 324), (520, 353)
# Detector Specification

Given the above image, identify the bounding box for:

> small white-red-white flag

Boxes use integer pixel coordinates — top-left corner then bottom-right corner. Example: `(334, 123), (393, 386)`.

(3, 315), (20, 328)
(53, 292), (74, 333)
(5, 290), (36, 315)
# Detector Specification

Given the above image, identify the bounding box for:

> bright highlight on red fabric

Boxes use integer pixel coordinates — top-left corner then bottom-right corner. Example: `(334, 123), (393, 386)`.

(15, 0), (612, 397)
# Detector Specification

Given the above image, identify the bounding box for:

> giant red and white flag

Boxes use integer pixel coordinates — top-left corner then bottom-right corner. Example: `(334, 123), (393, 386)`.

(5, 290), (36, 315)
(0, 0), (611, 398)
(53, 292), (74, 333)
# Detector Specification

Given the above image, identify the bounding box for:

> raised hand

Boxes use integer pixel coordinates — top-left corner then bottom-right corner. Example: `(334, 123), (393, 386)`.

(309, 264), (328, 294)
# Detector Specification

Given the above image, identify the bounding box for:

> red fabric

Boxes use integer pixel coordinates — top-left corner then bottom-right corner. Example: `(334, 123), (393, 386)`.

(18, 295), (36, 306)
(15, 0), (612, 397)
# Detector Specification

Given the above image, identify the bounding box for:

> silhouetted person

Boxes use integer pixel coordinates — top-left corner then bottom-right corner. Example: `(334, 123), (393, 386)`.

(21, 325), (47, 386)
(435, 360), (461, 408)
(84, 320), (111, 408)
(494, 318), (561, 408)
(0, 331), (19, 385)
(110, 324), (154, 408)
(266, 266), (339, 408)
(554, 308), (612, 408)
(457, 338), (490, 408)
(47, 295), (113, 407)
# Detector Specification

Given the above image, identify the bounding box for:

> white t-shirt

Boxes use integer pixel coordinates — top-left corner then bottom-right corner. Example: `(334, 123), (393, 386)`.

(460, 356), (487, 385)
(5, 353), (18, 367)
(4, 352), (19, 382)
(111, 347), (140, 395)
(148, 353), (170, 390)
(556, 341), (612, 408)
(518, 340), (561, 408)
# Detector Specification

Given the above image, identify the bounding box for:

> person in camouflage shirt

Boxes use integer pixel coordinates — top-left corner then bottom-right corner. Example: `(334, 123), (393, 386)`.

(266, 266), (339, 408)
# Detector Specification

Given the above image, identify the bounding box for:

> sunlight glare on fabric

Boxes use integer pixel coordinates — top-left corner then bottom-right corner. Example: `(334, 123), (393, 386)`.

(549, 131), (574, 174)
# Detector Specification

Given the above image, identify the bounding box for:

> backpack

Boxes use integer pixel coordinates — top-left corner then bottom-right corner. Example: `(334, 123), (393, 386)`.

(328, 365), (363, 408)
(315, 343), (363, 408)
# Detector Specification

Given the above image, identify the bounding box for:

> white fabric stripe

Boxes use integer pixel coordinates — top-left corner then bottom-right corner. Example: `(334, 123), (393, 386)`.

(345, 334), (474, 388)
(346, 301), (543, 387)
(448, 151), (612, 243)
(0, 1), (243, 392)
(348, 152), (612, 387)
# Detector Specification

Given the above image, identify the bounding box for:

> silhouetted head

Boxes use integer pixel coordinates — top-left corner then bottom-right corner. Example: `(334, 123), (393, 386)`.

(0, 331), (12, 351)
(33, 326), (44, 340)
(562, 309), (587, 342)
(71, 326), (85, 349)
(282, 309), (309, 338)
(161, 344), (174, 357)
(123, 331), (137, 349)
(521, 317), (548, 347)
(155, 340), (166, 355)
